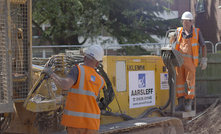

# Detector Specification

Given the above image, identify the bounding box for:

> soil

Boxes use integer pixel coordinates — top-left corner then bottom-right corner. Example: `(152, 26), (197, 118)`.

(183, 99), (221, 134)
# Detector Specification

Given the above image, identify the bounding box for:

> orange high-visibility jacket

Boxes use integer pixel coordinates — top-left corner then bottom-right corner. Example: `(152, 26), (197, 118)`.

(175, 27), (200, 67)
(61, 65), (105, 130)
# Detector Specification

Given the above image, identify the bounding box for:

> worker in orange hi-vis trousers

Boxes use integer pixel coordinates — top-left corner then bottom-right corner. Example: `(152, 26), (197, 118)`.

(171, 11), (207, 112)
(42, 45), (105, 134)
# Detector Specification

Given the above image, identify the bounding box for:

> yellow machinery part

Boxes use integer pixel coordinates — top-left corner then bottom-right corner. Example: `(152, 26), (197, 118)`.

(24, 73), (64, 113)
(100, 55), (170, 125)
(25, 97), (56, 113)
(10, 0), (27, 4)
(98, 55), (185, 133)
(24, 55), (66, 113)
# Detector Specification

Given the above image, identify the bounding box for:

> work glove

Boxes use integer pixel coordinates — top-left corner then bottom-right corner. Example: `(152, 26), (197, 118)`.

(42, 66), (53, 76)
(41, 56), (57, 76)
(199, 57), (207, 70)
(168, 32), (176, 38)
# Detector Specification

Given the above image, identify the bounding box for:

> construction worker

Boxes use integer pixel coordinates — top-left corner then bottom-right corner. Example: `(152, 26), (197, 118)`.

(43, 45), (105, 134)
(173, 11), (207, 112)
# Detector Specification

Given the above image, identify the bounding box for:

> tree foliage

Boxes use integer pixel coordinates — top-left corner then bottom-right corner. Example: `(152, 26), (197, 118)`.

(32, 0), (181, 48)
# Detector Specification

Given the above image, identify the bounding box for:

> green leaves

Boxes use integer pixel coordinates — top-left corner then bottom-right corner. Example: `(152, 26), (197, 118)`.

(32, 0), (180, 48)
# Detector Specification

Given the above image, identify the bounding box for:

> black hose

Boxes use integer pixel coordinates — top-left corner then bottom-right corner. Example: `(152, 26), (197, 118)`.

(101, 106), (166, 121)
(34, 114), (40, 127)
(96, 63), (115, 109)
(138, 107), (166, 118)
(160, 52), (174, 110)
(101, 110), (135, 121)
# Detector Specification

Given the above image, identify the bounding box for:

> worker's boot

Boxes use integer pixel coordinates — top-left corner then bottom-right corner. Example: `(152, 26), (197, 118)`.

(184, 99), (192, 112)
(175, 96), (185, 111)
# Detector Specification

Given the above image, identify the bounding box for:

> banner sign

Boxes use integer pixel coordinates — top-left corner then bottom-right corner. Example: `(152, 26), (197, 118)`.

(160, 73), (169, 90)
(129, 71), (155, 109)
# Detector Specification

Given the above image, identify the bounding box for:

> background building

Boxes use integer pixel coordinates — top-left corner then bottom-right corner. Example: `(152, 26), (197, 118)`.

(191, 0), (221, 52)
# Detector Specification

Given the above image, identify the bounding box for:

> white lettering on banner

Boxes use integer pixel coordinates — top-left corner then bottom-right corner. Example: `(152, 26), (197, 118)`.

(132, 96), (152, 102)
(132, 101), (153, 106)
(144, 96), (152, 100)
(129, 71), (155, 109)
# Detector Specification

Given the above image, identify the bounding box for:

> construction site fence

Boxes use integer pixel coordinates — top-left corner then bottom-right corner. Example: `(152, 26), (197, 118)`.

(32, 41), (215, 58)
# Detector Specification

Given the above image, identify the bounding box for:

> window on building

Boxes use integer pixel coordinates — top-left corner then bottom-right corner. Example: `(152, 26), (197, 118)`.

(45, 26), (51, 31)
(195, 0), (205, 13)
(32, 24), (51, 38)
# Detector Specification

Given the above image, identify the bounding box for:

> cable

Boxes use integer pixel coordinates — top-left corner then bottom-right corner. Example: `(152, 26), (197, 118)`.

(138, 107), (166, 118)
(160, 52), (173, 110)
(96, 63), (115, 110)
(34, 114), (40, 127)
(101, 106), (166, 122)
(101, 110), (135, 121)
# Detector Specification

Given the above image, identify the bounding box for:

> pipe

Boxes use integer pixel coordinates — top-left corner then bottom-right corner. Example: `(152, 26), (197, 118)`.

(186, 98), (219, 124)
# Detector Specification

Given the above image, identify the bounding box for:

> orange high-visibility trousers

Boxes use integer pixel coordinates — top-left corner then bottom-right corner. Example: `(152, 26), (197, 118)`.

(175, 37), (197, 100)
(176, 62), (196, 99)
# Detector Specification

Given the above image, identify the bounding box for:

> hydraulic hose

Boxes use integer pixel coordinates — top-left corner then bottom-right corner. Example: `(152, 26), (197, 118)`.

(159, 52), (171, 110)
(96, 63), (115, 110)
(138, 107), (166, 118)
(101, 106), (166, 121)
(101, 110), (135, 121)
(160, 51), (177, 117)
(160, 52), (173, 110)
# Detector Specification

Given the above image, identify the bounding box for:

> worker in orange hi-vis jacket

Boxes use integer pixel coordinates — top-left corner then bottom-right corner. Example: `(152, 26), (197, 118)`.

(172, 11), (207, 112)
(43, 45), (105, 134)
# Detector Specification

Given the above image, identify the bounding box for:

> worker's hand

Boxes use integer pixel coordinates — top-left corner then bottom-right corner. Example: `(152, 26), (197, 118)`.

(42, 66), (53, 76)
(41, 56), (57, 76)
(199, 57), (207, 70)
(168, 32), (176, 38)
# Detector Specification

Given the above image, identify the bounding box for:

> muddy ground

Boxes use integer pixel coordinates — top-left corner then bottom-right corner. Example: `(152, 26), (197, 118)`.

(183, 99), (221, 134)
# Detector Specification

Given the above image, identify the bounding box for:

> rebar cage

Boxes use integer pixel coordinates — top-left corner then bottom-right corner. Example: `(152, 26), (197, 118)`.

(0, 0), (32, 113)
(0, 0), (13, 113)
(10, 0), (32, 101)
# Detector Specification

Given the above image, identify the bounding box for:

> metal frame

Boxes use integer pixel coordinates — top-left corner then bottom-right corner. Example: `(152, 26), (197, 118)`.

(0, 0), (14, 113)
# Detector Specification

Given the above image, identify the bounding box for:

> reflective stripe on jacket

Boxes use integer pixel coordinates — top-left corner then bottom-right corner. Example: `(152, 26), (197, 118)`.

(61, 65), (105, 130)
(175, 27), (199, 67)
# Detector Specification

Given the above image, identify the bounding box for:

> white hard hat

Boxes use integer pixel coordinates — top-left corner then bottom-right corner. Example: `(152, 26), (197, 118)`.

(85, 45), (104, 61)
(181, 11), (193, 20)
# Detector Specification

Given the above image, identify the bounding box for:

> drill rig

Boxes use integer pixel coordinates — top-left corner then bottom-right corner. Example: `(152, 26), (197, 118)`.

(0, 0), (185, 133)
(0, 0), (57, 133)
(27, 51), (185, 134)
